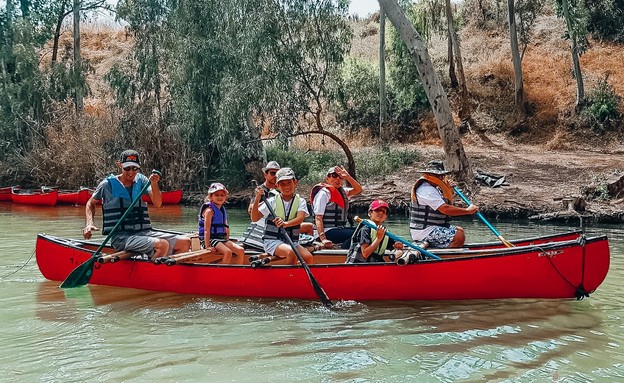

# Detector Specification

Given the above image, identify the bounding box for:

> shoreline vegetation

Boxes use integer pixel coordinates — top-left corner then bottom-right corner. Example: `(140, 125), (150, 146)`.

(1, 2), (623, 225)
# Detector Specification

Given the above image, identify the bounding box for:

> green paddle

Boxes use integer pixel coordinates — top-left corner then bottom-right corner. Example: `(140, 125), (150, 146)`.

(60, 170), (160, 288)
(258, 189), (332, 308)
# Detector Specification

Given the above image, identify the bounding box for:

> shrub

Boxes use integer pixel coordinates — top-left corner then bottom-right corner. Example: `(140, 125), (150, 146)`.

(583, 76), (622, 133)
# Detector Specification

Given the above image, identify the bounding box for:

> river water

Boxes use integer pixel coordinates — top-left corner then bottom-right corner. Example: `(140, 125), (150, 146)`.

(1, 202), (623, 382)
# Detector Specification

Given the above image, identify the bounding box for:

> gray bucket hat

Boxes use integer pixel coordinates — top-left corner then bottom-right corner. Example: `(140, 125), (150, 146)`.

(417, 160), (450, 175)
(262, 161), (281, 172)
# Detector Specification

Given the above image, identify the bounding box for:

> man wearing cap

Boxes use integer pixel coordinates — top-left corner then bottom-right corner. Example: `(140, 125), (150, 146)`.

(250, 167), (314, 265)
(310, 165), (363, 249)
(241, 161), (281, 250)
(410, 165), (478, 248)
(83, 149), (191, 259)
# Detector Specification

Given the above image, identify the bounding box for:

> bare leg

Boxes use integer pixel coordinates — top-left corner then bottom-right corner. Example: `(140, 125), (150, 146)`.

(152, 239), (171, 258)
(215, 242), (233, 264)
(225, 241), (245, 265)
(448, 227), (466, 248)
(172, 235), (192, 254)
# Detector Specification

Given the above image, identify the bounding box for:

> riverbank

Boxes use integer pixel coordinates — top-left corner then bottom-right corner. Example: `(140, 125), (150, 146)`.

(197, 134), (624, 225)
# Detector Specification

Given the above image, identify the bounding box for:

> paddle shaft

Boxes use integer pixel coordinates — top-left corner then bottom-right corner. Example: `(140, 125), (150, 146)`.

(354, 217), (441, 260)
(60, 171), (159, 288)
(259, 192), (332, 307)
(453, 186), (514, 248)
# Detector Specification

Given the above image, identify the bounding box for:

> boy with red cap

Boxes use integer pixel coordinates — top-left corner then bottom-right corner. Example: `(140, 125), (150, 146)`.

(345, 199), (403, 263)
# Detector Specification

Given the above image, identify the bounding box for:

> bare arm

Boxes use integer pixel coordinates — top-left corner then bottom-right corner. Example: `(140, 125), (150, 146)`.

(359, 226), (386, 259)
(437, 203), (478, 216)
(83, 197), (99, 239)
(148, 173), (163, 207)
(203, 208), (214, 243)
(335, 166), (363, 197)
(250, 186), (265, 222)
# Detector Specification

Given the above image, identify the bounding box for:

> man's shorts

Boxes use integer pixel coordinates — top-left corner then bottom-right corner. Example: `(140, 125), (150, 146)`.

(424, 226), (458, 248)
(112, 230), (181, 258)
(263, 239), (300, 256)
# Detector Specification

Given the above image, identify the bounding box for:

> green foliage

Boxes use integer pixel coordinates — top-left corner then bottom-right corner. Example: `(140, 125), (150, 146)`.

(583, 76), (622, 132)
(387, 3), (430, 124)
(266, 144), (420, 184)
(555, 0), (590, 54)
(585, 0), (624, 42)
(328, 57), (380, 129)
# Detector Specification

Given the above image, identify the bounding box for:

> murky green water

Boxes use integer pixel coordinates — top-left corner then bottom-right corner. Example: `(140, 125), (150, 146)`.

(1, 202), (623, 382)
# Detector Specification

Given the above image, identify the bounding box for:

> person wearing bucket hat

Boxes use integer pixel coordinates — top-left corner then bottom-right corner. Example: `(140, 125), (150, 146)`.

(242, 161), (282, 250)
(83, 149), (191, 259)
(250, 168), (314, 265)
(310, 165), (363, 249)
(199, 182), (244, 264)
(409, 162), (478, 248)
(346, 200), (404, 264)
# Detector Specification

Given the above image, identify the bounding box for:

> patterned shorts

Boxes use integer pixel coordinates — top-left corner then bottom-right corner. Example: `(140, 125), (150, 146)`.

(424, 226), (458, 248)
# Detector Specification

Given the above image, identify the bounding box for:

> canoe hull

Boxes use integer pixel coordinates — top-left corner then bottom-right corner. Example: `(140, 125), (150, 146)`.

(142, 190), (182, 205)
(57, 189), (92, 205)
(12, 190), (58, 206)
(0, 186), (12, 202)
(36, 233), (610, 301)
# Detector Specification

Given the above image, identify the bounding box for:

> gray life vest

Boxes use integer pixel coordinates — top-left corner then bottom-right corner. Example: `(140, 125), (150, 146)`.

(409, 179), (451, 230)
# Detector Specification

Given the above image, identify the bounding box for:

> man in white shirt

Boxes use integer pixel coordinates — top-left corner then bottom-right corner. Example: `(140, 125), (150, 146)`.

(409, 167), (478, 248)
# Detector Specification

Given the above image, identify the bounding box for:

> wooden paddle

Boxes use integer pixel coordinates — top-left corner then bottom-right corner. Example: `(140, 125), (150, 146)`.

(259, 190), (333, 308)
(354, 217), (441, 260)
(60, 170), (161, 288)
(453, 186), (514, 248)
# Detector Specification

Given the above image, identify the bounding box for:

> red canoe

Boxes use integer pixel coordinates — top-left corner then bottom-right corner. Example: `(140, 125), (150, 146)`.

(142, 189), (183, 205)
(12, 188), (58, 206)
(57, 188), (93, 205)
(0, 186), (12, 202)
(36, 232), (609, 301)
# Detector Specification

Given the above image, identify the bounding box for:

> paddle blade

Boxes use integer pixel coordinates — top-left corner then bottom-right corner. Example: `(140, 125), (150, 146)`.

(60, 258), (96, 288)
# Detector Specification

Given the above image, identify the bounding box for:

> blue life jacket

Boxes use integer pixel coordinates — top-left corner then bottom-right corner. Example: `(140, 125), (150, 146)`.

(198, 202), (228, 240)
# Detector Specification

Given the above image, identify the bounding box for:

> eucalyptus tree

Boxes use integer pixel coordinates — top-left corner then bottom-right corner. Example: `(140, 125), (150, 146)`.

(378, 0), (471, 182)
(555, 0), (588, 110)
(263, 0), (354, 175)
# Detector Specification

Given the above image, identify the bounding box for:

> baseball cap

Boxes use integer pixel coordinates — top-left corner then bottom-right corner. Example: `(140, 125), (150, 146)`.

(326, 166), (340, 176)
(208, 182), (228, 194)
(120, 149), (141, 168)
(276, 167), (296, 183)
(369, 199), (390, 212)
(262, 161), (281, 172)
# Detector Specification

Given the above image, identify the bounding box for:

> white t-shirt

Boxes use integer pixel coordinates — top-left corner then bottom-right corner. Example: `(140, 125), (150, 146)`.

(312, 186), (352, 235)
(410, 183), (446, 241)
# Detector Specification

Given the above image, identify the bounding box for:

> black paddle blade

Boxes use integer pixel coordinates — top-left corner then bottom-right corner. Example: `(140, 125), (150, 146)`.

(60, 258), (96, 288)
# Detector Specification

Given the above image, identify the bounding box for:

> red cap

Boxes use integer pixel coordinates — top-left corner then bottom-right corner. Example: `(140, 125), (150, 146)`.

(369, 199), (389, 212)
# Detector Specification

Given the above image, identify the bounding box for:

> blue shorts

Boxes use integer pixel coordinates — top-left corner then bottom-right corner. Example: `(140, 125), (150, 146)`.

(424, 226), (458, 248)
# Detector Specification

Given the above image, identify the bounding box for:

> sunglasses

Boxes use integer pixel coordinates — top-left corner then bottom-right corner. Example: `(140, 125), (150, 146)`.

(328, 173), (341, 178)
(123, 166), (140, 172)
(372, 209), (388, 215)
(266, 171), (277, 176)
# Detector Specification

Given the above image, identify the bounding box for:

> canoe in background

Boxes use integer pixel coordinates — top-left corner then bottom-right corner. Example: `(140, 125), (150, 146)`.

(11, 188), (58, 206)
(142, 189), (183, 205)
(0, 186), (13, 202)
(57, 188), (93, 205)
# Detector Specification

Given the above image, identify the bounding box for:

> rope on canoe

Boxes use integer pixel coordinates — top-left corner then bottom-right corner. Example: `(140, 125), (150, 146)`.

(0, 248), (35, 280)
(543, 235), (589, 300)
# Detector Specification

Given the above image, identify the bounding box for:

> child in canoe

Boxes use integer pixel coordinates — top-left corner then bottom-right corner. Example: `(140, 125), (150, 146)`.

(250, 167), (314, 265)
(346, 199), (404, 263)
(198, 182), (245, 264)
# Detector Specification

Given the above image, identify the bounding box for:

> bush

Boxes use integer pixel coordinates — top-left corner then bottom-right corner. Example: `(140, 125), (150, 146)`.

(583, 76), (622, 133)
(265, 144), (420, 184)
(328, 57), (380, 131)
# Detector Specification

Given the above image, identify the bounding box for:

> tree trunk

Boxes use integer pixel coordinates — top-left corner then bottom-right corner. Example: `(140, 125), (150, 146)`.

(446, 0), (470, 121)
(447, 30), (458, 88)
(379, 7), (388, 140)
(508, 0), (525, 115)
(377, 0), (471, 182)
(51, 0), (68, 64)
(73, 0), (83, 113)
(561, 0), (585, 110)
(244, 112), (267, 182)
(291, 130), (357, 180)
